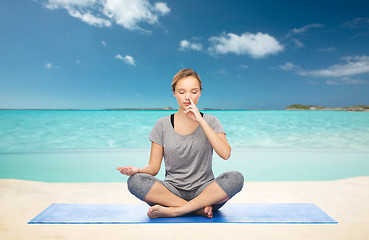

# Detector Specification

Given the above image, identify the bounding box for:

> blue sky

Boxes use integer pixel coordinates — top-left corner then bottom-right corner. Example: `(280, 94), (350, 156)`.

(1, 0), (369, 109)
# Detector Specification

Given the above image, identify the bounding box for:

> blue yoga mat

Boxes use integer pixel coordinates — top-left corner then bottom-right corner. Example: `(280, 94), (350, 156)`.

(28, 203), (337, 224)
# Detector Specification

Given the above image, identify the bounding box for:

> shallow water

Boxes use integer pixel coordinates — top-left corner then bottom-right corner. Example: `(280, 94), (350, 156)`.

(1, 110), (368, 182)
(1, 110), (368, 151)
(1, 148), (368, 182)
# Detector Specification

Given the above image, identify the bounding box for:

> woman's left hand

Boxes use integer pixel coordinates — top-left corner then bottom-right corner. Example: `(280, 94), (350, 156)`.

(184, 97), (203, 123)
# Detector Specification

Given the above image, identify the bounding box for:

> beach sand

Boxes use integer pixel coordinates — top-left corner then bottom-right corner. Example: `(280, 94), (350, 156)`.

(1, 177), (368, 240)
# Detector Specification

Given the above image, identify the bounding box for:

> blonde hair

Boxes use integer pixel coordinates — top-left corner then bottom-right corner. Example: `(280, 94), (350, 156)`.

(172, 68), (202, 92)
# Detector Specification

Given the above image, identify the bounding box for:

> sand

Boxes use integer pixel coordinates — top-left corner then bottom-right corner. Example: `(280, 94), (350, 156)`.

(1, 177), (368, 240)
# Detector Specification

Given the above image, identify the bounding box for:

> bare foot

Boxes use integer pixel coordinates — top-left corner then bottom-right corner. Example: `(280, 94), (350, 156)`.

(194, 206), (213, 218)
(147, 205), (179, 219)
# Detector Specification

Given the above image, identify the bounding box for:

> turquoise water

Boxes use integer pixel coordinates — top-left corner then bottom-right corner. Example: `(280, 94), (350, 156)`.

(0, 110), (369, 182)
(1, 110), (369, 151)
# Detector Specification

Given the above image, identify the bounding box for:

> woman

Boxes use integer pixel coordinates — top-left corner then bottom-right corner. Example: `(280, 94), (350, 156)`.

(116, 68), (244, 219)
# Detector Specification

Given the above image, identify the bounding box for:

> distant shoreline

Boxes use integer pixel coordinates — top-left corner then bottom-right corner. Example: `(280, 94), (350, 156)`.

(286, 104), (369, 112)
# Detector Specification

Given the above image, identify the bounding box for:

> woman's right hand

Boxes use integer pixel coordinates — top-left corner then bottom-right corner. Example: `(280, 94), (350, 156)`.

(116, 166), (140, 176)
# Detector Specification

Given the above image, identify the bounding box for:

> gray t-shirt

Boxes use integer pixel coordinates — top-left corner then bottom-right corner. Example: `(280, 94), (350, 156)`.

(148, 114), (225, 191)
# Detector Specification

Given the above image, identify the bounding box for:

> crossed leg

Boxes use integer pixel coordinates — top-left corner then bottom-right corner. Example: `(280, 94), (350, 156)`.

(127, 171), (244, 219)
(144, 181), (229, 219)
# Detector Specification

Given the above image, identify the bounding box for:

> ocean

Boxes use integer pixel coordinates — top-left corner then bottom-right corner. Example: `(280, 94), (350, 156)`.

(0, 110), (368, 182)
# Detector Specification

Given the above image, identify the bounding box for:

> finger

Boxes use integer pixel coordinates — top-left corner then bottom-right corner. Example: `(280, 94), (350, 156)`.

(186, 108), (194, 113)
(189, 96), (194, 105)
(184, 108), (193, 116)
(186, 105), (196, 113)
(184, 106), (192, 114)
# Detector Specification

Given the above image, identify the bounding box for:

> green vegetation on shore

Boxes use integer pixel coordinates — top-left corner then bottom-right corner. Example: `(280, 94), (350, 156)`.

(286, 104), (369, 111)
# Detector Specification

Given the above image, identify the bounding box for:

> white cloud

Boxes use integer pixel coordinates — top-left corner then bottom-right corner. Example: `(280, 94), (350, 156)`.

(43, 61), (59, 69)
(75, 60), (86, 66)
(45, 0), (95, 9)
(343, 17), (369, 29)
(292, 39), (304, 48)
(101, 40), (106, 46)
(208, 32), (284, 58)
(279, 62), (299, 71)
(211, 68), (228, 75)
(285, 23), (324, 39)
(342, 18), (369, 38)
(278, 56), (369, 85)
(326, 77), (367, 85)
(291, 24), (324, 34)
(179, 40), (202, 51)
(299, 55), (369, 77)
(44, 0), (170, 31)
(68, 8), (111, 27)
(154, 2), (170, 15)
(115, 54), (136, 66)
(239, 64), (248, 69)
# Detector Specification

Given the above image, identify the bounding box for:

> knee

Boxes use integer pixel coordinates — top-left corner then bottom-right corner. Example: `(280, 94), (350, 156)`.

(127, 173), (139, 191)
(232, 170), (244, 186)
(127, 173), (155, 201)
(216, 171), (244, 198)
(229, 170), (244, 191)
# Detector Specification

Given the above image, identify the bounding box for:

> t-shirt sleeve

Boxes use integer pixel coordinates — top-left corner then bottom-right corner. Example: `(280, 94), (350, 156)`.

(148, 118), (163, 146)
(208, 115), (225, 135)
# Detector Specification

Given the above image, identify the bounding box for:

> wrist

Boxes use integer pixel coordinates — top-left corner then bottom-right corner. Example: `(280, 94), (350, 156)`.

(198, 117), (206, 125)
(137, 168), (141, 173)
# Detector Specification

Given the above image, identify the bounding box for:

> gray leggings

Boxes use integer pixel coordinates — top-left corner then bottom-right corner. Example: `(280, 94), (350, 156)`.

(127, 171), (244, 210)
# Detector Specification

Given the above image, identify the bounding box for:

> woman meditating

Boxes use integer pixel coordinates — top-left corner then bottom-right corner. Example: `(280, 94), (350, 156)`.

(116, 68), (244, 219)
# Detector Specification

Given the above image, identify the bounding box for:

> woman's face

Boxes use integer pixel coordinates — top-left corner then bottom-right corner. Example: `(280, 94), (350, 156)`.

(173, 76), (201, 110)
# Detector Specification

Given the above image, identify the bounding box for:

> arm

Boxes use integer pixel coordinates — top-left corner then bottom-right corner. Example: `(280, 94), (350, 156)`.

(185, 97), (231, 160)
(116, 141), (163, 176)
(198, 120), (231, 160)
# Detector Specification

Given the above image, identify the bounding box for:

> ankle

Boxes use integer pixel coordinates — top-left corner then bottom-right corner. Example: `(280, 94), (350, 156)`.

(172, 207), (185, 217)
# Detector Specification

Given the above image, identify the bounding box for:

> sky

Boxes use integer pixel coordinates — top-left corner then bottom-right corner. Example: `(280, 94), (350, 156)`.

(1, 0), (369, 110)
